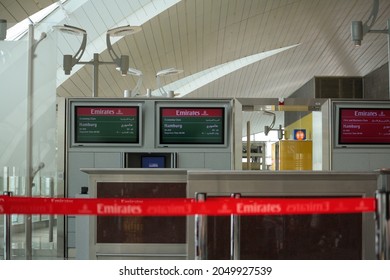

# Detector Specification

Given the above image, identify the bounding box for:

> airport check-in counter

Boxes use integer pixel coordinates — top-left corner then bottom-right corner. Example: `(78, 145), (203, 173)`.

(187, 170), (378, 260)
(80, 168), (379, 260)
(80, 168), (188, 260)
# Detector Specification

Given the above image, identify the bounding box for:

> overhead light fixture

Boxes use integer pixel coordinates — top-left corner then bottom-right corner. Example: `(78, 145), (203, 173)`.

(156, 67), (183, 97)
(107, 25), (142, 37)
(117, 67), (143, 97)
(263, 111), (284, 140)
(351, 21), (364, 46)
(263, 111), (276, 136)
(116, 66), (142, 76)
(54, 24), (141, 97)
(54, 25), (87, 75)
(117, 55), (130, 76)
(350, 0), (387, 47)
(0, 19), (7, 40)
(350, 19), (388, 46)
(106, 25), (141, 76)
(351, 0), (390, 97)
(54, 24), (86, 35)
(156, 67), (183, 76)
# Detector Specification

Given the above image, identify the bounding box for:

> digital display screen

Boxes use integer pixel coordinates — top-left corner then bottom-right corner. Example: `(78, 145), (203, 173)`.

(159, 107), (225, 145)
(75, 106), (139, 144)
(141, 156), (166, 168)
(293, 129), (306, 140)
(338, 108), (390, 145)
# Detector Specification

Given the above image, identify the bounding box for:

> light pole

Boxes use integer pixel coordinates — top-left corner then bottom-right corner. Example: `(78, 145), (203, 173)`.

(54, 24), (141, 97)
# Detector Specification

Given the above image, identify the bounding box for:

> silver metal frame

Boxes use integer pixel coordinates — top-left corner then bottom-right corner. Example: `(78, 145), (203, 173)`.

(69, 100), (144, 148)
(376, 169), (390, 259)
(187, 170), (378, 260)
(57, 97), (67, 259)
(155, 100), (232, 148)
(81, 168), (188, 260)
(230, 193), (241, 260)
(333, 100), (390, 149)
(3, 191), (12, 260)
(195, 193), (207, 260)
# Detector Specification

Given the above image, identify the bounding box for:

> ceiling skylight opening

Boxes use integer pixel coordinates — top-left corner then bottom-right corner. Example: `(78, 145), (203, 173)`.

(154, 44), (300, 98)
(5, 0), (68, 41)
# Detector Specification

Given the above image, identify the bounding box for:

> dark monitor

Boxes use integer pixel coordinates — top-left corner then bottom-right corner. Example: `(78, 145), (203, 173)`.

(141, 156), (166, 168)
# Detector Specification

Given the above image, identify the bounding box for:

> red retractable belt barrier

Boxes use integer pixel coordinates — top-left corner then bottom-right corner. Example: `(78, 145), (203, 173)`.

(0, 196), (376, 216)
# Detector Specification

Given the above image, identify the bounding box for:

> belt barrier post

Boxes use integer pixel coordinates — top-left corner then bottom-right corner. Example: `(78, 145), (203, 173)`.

(3, 191), (12, 260)
(376, 169), (390, 260)
(195, 193), (207, 260)
(46, 177), (54, 242)
(75, 187), (91, 260)
(230, 193), (241, 260)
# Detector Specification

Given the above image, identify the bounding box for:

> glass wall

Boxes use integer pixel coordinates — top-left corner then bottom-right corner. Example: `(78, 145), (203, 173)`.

(0, 23), (60, 260)
(240, 99), (324, 171)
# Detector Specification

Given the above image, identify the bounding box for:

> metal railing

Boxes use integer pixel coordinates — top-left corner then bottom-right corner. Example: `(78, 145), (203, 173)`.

(376, 169), (390, 260)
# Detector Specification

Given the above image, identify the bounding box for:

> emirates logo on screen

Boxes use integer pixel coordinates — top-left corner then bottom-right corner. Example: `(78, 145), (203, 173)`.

(176, 109), (200, 116)
(354, 110), (377, 117)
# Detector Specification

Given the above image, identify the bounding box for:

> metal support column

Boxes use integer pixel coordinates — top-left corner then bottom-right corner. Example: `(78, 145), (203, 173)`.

(246, 121), (251, 170)
(195, 193), (207, 260)
(92, 53), (99, 97)
(3, 191), (12, 260)
(376, 169), (390, 259)
(230, 193), (241, 260)
(47, 177), (54, 242)
(25, 24), (34, 260)
(387, 19), (390, 99)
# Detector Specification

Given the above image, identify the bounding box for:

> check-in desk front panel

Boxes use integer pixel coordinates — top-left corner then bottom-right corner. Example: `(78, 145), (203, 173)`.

(203, 199), (362, 259)
(97, 182), (186, 244)
(82, 169), (188, 260)
(187, 170), (377, 260)
(82, 169), (377, 260)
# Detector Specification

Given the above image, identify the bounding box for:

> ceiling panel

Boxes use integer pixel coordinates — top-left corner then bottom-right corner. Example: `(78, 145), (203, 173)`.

(0, 0), (57, 24)
(5, 2), (28, 23)
(4, 0), (390, 135)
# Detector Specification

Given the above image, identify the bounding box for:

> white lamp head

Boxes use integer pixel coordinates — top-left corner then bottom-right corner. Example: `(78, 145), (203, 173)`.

(156, 68), (183, 77)
(107, 25), (141, 37)
(115, 66), (143, 76)
(53, 24), (86, 36)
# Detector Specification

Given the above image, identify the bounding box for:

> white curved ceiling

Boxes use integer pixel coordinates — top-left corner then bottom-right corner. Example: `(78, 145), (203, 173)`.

(2, 0), (390, 134)
(3, 0), (389, 97)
